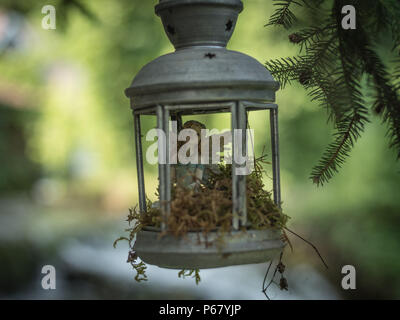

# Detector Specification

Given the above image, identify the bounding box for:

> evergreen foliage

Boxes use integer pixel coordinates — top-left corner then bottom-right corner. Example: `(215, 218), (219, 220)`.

(266, 0), (400, 185)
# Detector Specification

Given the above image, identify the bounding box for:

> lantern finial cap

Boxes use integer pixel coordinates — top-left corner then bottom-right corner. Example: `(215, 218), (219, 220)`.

(155, 0), (243, 49)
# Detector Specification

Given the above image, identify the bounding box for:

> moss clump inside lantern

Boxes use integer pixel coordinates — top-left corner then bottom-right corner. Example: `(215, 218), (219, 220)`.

(117, 0), (289, 281)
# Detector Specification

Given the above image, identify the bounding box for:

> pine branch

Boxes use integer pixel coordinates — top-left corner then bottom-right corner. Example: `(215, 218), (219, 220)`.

(310, 37), (369, 185)
(265, 0), (400, 185)
(311, 107), (368, 185)
(377, 0), (400, 45)
(392, 44), (400, 93)
(307, 69), (347, 123)
(292, 24), (336, 52)
(363, 49), (400, 156)
(265, 0), (304, 29)
(303, 33), (338, 73)
(351, 20), (400, 157)
(265, 56), (306, 88)
(394, 55), (400, 92)
(309, 3), (369, 185)
(266, 32), (337, 88)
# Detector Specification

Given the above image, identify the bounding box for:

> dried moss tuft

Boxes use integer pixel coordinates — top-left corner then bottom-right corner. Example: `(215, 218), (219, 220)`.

(178, 269), (201, 285)
(115, 158), (289, 284)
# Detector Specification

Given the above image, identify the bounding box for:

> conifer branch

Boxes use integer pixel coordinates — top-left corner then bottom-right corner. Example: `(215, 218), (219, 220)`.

(265, 0), (400, 185)
(265, 0), (303, 29)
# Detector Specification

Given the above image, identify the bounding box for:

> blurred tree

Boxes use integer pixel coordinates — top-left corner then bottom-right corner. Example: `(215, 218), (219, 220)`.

(0, 105), (40, 192)
(265, 0), (400, 185)
(0, 0), (96, 31)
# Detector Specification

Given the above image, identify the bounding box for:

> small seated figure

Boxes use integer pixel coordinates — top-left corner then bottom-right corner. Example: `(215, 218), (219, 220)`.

(172, 120), (225, 191)
(152, 119), (225, 209)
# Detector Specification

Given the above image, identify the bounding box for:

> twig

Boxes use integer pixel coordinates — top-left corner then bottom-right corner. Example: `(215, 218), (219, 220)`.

(262, 251), (284, 299)
(284, 226), (328, 269)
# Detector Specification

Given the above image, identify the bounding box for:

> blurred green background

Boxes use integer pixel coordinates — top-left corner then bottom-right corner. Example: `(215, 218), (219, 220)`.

(0, 0), (399, 299)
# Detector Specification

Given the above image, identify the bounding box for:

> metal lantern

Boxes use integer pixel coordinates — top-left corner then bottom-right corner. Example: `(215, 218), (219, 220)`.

(125, 0), (284, 269)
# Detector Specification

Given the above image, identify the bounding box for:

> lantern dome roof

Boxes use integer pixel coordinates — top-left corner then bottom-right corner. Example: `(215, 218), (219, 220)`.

(125, 0), (279, 108)
(125, 46), (279, 108)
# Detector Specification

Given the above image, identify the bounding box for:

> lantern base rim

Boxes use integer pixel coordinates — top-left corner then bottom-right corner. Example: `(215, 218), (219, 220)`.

(134, 228), (285, 269)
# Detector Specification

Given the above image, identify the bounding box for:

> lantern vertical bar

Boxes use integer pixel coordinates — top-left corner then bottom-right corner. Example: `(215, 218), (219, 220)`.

(164, 108), (171, 213)
(156, 105), (168, 230)
(171, 112), (183, 132)
(231, 102), (247, 229)
(238, 102), (247, 226)
(231, 103), (239, 230)
(270, 108), (281, 207)
(134, 113), (147, 213)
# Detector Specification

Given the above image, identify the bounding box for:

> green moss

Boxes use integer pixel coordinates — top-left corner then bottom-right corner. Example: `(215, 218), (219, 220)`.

(115, 160), (289, 284)
(178, 269), (201, 285)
